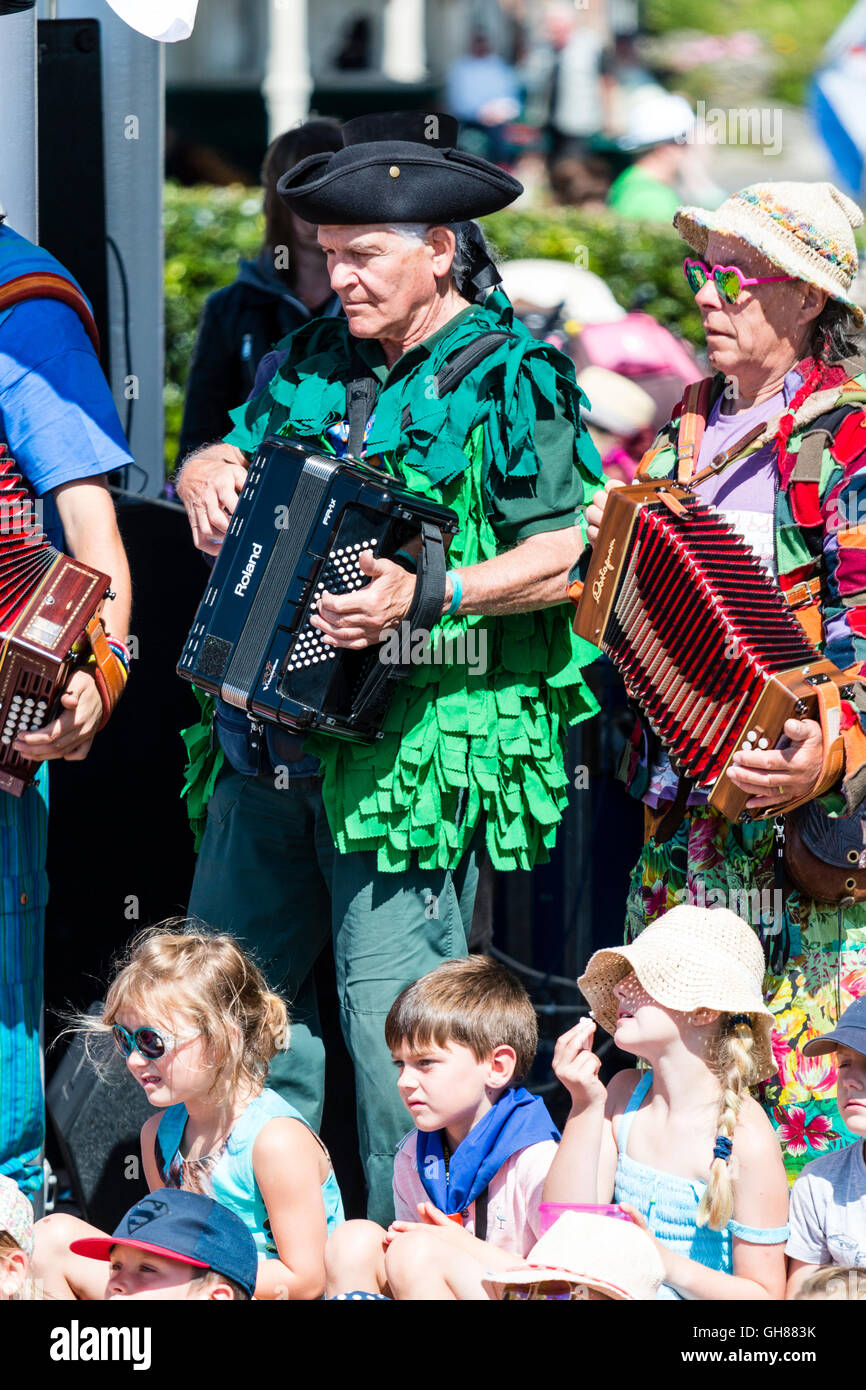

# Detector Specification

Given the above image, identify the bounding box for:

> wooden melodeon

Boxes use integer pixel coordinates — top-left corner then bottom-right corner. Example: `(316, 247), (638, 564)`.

(571, 480), (851, 822)
(0, 447), (112, 795)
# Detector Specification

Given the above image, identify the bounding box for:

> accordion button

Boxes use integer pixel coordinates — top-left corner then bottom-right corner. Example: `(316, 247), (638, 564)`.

(747, 729), (757, 741)
(0, 737), (9, 746)
(19, 893), (27, 905)
(758, 738), (769, 749)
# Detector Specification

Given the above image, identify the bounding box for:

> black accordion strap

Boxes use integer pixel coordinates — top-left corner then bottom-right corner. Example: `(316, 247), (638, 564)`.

(400, 331), (511, 431)
(345, 330), (510, 456)
(346, 372), (378, 458)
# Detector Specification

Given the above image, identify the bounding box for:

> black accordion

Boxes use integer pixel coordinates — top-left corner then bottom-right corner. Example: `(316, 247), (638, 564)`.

(177, 437), (459, 742)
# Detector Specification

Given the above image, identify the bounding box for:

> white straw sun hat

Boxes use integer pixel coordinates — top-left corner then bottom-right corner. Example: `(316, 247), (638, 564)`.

(483, 1210), (665, 1301)
(578, 905), (776, 1081)
(674, 180), (865, 322)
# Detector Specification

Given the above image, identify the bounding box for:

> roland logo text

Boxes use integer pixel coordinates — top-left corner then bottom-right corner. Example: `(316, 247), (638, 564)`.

(235, 542), (263, 598)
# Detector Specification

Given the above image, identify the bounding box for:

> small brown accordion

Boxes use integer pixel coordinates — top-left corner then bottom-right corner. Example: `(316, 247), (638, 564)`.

(0, 447), (110, 795)
(571, 481), (851, 822)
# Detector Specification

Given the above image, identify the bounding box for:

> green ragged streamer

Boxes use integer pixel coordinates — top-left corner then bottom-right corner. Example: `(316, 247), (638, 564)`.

(308, 426), (600, 873)
(180, 686), (224, 852)
(183, 292), (602, 863)
(225, 289), (591, 492)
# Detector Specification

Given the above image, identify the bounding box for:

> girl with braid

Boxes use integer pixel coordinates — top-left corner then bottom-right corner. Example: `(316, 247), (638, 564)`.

(544, 907), (790, 1298)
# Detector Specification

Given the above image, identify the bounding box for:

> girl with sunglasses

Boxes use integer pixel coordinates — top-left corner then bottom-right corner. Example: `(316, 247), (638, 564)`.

(32, 924), (344, 1300)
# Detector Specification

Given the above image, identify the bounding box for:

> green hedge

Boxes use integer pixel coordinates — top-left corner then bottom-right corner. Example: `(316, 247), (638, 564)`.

(483, 206), (703, 342)
(164, 182), (264, 469)
(164, 184), (703, 469)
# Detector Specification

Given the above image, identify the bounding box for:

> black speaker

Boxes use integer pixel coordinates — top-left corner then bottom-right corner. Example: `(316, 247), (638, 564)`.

(46, 1004), (152, 1230)
(37, 19), (109, 374)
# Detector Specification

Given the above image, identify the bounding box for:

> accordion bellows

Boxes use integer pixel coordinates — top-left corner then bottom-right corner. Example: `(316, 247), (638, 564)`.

(573, 481), (850, 821)
(0, 446), (110, 794)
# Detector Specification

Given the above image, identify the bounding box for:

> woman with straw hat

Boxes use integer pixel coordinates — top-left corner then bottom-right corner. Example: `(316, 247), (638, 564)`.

(544, 906), (790, 1299)
(586, 180), (866, 1184)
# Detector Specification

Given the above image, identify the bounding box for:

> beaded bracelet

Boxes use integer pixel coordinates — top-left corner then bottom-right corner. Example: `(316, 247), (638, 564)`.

(107, 637), (131, 675)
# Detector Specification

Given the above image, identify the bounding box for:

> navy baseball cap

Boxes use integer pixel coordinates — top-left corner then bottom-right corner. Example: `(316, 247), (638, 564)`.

(802, 997), (866, 1059)
(70, 1188), (258, 1296)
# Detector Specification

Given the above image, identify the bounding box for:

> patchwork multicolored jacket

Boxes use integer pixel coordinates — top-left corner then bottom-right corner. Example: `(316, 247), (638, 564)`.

(625, 354), (866, 814)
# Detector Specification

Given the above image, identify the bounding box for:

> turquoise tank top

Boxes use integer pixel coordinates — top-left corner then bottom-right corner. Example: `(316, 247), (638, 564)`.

(156, 1088), (345, 1258)
(613, 1073), (789, 1299)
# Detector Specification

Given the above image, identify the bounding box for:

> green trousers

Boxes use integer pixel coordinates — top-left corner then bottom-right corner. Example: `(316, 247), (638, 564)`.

(188, 767), (479, 1226)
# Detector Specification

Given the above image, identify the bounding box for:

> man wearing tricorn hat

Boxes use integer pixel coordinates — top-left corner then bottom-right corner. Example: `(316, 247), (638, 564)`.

(176, 112), (602, 1222)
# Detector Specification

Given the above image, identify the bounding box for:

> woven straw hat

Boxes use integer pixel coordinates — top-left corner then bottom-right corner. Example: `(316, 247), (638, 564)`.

(674, 181), (865, 322)
(578, 906), (776, 1081)
(482, 1211), (665, 1300)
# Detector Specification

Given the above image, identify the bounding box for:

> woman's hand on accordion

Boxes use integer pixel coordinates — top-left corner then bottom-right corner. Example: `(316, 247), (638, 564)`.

(726, 717), (825, 810)
(586, 478), (625, 546)
(176, 443), (249, 556)
(12, 668), (103, 764)
(310, 548), (417, 649)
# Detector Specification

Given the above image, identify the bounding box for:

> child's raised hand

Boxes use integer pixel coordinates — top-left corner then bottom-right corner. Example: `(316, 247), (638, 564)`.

(552, 1018), (606, 1109)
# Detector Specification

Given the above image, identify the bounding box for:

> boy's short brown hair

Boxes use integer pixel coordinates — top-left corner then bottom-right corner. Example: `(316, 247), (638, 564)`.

(385, 955), (538, 1085)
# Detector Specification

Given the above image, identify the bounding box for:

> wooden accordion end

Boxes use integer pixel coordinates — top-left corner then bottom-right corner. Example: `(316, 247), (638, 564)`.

(571, 481), (851, 822)
(0, 447), (110, 795)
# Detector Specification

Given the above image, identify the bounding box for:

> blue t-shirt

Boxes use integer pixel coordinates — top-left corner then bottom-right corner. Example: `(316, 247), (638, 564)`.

(0, 295), (132, 546)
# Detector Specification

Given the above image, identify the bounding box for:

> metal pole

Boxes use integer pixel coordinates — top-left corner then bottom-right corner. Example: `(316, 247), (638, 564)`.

(0, 3), (38, 242)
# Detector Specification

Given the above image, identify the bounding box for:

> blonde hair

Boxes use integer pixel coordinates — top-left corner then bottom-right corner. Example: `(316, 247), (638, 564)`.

(696, 1015), (758, 1231)
(85, 921), (289, 1104)
(384, 956), (538, 1085)
(794, 1265), (866, 1300)
(0, 1231), (43, 1301)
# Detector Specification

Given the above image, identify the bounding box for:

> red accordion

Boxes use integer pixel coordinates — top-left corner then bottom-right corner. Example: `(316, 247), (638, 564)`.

(571, 481), (850, 822)
(0, 447), (111, 795)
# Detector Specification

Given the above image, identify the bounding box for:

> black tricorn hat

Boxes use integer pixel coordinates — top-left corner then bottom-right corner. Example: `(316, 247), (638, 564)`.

(276, 110), (523, 224)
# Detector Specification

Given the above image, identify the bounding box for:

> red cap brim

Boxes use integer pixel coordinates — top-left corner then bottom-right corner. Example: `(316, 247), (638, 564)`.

(70, 1236), (211, 1269)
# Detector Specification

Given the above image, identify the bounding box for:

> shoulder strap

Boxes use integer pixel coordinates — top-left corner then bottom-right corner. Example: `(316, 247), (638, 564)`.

(473, 1187), (489, 1242)
(154, 1105), (188, 1180)
(399, 329), (512, 433)
(344, 328), (512, 457)
(616, 1071), (652, 1155)
(789, 403), (863, 486)
(675, 377), (714, 483)
(0, 271), (100, 355)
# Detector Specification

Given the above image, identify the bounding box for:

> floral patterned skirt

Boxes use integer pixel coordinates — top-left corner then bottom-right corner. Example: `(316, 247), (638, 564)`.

(625, 804), (866, 1183)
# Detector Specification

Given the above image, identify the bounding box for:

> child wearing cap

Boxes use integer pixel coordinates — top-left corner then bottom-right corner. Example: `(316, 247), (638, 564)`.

(786, 998), (866, 1297)
(325, 957), (560, 1299)
(0, 1175), (40, 1300)
(70, 1188), (258, 1300)
(543, 905), (790, 1299)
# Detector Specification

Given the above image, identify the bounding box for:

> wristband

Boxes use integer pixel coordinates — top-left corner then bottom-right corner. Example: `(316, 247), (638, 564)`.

(445, 569), (463, 617)
(107, 637), (131, 675)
